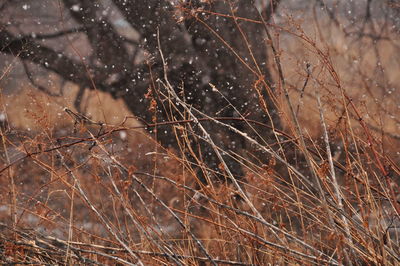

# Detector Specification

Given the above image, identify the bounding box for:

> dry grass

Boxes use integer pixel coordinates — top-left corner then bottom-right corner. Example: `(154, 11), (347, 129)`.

(0, 4), (399, 266)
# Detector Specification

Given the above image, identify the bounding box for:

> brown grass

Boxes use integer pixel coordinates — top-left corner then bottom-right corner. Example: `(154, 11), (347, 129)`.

(0, 5), (399, 266)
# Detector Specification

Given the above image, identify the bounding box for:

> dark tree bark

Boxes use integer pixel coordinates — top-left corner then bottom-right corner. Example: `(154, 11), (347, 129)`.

(0, 0), (282, 183)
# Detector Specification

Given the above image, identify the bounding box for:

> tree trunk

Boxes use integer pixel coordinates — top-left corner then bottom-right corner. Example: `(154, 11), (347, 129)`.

(0, 0), (282, 182)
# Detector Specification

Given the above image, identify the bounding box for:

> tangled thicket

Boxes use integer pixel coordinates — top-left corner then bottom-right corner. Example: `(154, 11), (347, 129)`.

(0, 0), (399, 265)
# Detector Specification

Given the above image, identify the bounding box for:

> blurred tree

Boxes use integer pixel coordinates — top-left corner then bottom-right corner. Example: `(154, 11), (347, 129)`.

(0, 0), (282, 183)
